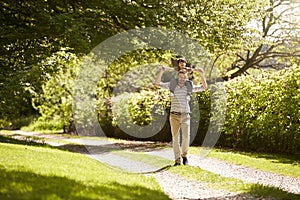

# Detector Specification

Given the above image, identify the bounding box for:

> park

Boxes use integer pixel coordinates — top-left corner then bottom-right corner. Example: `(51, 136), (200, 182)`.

(1, 0), (300, 199)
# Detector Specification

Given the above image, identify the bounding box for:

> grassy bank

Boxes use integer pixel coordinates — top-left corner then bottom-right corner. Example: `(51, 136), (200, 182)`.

(1, 131), (299, 199)
(0, 142), (169, 200)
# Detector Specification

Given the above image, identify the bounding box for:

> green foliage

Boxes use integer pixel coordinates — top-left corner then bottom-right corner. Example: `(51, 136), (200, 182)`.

(222, 66), (300, 154)
(25, 118), (64, 132)
(95, 49), (172, 137)
(219, 0), (300, 79)
(99, 87), (211, 143)
(179, 0), (266, 52)
(96, 58), (300, 155)
(190, 90), (211, 145)
(1, 0), (262, 123)
(4, 0), (298, 158)
(0, 119), (10, 129)
(111, 89), (169, 129)
(31, 50), (80, 133)
(94, 48), (213, 141)
(0, 116), (37, 130)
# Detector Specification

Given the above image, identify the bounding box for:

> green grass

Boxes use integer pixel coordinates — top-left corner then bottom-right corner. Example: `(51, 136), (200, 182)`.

(2, 131), (299, 178)
(22, 118), (64, 132)
(189, 147), (300, 178)
(1, 132), (299, 199)
(0, 142), (169, 200)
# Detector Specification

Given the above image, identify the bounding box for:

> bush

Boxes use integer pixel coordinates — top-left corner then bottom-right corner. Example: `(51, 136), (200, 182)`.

(98, 89), (172, 141)
(31, 50), (79, 133)
(97, 86), (212, 143)
(0, 116), (37, 130)
(222, 66), (300, 154)
(25, 118), (64, 132)
(94, 63), (300, 156)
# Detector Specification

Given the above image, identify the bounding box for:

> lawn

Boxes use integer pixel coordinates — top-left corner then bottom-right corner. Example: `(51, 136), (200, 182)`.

(1, 131), (299, 200)
(0, 142), (169, 200)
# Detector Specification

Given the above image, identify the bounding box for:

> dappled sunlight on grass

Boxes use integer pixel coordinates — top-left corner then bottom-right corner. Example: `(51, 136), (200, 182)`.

(1, 131), (299, 199)
(0, 168), (167, 200)
(0, 142), (169, 200)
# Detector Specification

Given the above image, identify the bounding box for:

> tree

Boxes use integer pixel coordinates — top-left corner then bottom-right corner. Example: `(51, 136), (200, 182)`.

(222, 0), (300, 80)
(31, 50), (79, 133)
(0, 0), (261, 124)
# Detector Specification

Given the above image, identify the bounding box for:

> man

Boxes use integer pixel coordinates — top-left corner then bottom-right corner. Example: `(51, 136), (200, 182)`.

(154, 66), (207, 166)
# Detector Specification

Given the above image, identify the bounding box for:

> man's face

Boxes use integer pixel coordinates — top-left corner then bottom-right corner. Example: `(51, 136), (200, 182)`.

(178, 72), (187, 85)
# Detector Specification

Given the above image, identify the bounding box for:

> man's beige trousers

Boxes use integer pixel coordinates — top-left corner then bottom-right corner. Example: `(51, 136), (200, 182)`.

(170, 113), (190, 163)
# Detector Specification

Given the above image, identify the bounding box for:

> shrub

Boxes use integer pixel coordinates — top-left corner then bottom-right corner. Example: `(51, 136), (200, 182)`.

(222, 66), (300, 154)
(97, 85), (212, 143)
(0, 116), (37, 130)
(98, 89), (171, 140)
(24, 117), (64, 132)
(31, 50), (79, 133)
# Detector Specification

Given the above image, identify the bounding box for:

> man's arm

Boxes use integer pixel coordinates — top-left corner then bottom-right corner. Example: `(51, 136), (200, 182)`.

(154, 66), (167, 87)
(195, 68), (208, 90)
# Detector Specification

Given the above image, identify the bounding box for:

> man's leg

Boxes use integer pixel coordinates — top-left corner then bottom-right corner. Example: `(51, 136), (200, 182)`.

(181, 114), (190, 163)
(170, 114), (181, 164)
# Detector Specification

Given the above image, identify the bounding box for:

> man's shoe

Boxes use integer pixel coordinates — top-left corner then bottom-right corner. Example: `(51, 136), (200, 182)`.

(182, 157), (188, 165)
(173, 162), (181, 166)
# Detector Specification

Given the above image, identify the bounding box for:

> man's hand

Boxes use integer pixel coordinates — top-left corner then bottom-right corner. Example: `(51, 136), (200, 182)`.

(154, 66), (168, 87)
(196, 68), (207, 90)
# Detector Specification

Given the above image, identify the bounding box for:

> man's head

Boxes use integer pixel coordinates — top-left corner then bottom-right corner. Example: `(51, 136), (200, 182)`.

(178, 69), (188, 85)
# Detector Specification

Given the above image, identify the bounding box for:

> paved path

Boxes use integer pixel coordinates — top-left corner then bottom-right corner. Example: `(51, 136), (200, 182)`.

(147, 149), (300, 195)
(1, 131), (299, 200)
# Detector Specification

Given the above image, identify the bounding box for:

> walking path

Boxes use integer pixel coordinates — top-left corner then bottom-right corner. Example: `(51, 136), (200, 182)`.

(189, 155), (300, 195)
(1, 131), (299, 200)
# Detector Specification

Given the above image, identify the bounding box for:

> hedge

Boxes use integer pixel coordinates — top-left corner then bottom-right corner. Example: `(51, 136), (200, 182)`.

(222, 66), (300, 154)
(97, 66), (300, 155)
(98, 87), (212, 144)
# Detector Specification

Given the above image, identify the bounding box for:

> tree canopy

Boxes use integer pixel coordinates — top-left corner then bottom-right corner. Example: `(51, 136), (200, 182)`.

(221, 0), (300, 79)
(1, 0), (299, 129)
